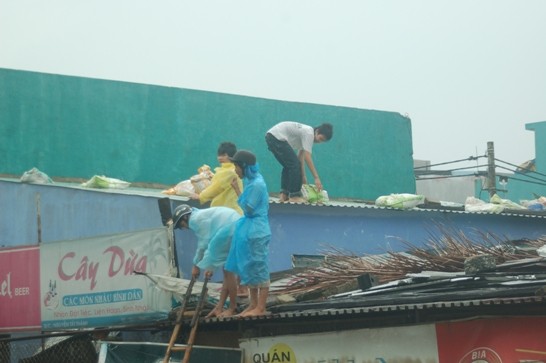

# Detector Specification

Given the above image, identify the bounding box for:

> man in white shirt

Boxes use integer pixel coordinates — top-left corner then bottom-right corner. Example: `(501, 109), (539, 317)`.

(265, 121), (333, 203)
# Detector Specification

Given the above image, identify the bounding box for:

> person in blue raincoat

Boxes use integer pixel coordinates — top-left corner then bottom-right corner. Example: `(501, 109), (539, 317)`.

(224, 150), (272, 317)
(172, 204), (241, 317)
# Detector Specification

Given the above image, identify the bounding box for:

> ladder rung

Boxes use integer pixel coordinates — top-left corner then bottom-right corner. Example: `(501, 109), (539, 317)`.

(170, 346), (188, 352)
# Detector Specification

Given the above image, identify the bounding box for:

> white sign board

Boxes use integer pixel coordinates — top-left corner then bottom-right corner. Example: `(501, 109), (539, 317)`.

(40, 228), (174, 330)
(240, 324), (439, 363)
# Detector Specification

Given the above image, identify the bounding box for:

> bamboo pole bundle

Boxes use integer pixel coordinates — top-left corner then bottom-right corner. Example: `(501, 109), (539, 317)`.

(274, 226), (546, 299)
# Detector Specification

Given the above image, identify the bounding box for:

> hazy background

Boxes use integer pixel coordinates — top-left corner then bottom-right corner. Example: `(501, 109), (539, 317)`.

(1, 0), (545, 171)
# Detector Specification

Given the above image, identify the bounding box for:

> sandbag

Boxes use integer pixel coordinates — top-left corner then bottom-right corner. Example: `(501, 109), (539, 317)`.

(81, 175), (130, 189)
(301, 184), (329, 204)
(375, 193), (425, 210)
(20, 167), (53, 184)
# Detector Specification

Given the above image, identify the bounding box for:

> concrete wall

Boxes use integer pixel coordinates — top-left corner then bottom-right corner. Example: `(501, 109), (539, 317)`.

(0, 68), (415, 200)
(416, 175), (478, 204)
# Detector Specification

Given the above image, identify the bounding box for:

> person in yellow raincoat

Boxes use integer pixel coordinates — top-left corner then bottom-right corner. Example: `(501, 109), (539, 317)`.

(191, 142), (243, 215)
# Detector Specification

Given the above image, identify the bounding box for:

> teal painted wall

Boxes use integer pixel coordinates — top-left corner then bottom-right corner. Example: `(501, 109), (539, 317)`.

(526, 121), (546, 171)
(505, 121), (546, 202)
(0, 68), (415, 200)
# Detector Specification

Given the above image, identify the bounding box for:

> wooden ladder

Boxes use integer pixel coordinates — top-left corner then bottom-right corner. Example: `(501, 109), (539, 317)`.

(163, 277), (209, 363)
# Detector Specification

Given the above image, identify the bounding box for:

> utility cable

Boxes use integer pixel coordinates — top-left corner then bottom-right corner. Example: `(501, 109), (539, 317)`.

(503, 174), (546, 187)
(415, 164), (489, 175)
(495, 158), (546, 178)
(413, 155), (546, 188)
(413, 155), (486, 170)
(495, 165), (546, 184)
(438, 164), (489, 173)
(416, 173), (485, 181)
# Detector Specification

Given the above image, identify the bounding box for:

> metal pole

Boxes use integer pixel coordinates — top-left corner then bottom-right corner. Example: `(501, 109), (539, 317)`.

(487, 141), (496, 197)
(35, 193), (42, 244)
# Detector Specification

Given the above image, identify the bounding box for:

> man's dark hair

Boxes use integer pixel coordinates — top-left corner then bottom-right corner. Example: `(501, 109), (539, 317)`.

(218, 142), (237, 157)
(315, 123), (333, 140)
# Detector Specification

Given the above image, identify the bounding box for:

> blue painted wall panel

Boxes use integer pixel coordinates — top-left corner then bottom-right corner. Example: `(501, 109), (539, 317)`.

(267, 203), (546, 272)
(3, 180), (546, 279)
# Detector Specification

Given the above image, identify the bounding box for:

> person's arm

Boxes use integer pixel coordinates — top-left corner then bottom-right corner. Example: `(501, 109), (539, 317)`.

(230, 177), (242, 196)
(192, 220), (209, 265)
(302, 150), (322, 190)
(193, 246), (205, 266)
(298, 150), (308, 185)
(197, 175), (223, 204)
(196, 219), (237, 278)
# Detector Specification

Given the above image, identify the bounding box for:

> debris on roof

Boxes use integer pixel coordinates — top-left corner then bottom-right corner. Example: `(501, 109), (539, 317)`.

(269, 228), (546, 305)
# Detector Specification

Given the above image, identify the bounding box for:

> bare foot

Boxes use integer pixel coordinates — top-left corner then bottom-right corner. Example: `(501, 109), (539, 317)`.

(218, 309), (237, 318)
(288, 197), (306, 204)
(206, 307), (222, 318)
(279, 193), (289, 202)
(235, 305), (256, 317)
(239, 308), (269, 317)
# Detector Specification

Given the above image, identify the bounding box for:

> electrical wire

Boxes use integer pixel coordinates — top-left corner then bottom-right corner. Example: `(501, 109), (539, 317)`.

(415, 164), (489, 179)
(416, 173), (485, 181)
(414, 155), (546, 188)
(437, 164), (488, 173)
(495, 158), (546, 178)
(503, 174), (546, 187)
(413, 155), (486, 170)
(495, 165), (546, 185)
